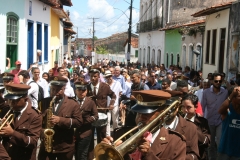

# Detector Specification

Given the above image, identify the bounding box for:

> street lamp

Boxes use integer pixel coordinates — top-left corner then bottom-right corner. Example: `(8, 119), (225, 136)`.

(113, 8), (129, 19)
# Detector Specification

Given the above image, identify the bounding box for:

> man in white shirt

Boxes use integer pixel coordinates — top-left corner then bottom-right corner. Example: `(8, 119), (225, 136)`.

(18, 70), (39, 109)
(166, 73), (177, 90)
(58, 67), (75, 97)
(30, 67), (49, 98)
(104, 70), (122, 136)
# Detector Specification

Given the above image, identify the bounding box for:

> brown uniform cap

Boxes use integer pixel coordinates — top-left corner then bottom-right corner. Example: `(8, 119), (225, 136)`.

(50, 76), (68, 86)
(4, 84), (31, 100)
(1, 72), (14, 80)
(74, 81), (88, 90)
(131, 90), (171, 114)
(89, 66), (101, 73)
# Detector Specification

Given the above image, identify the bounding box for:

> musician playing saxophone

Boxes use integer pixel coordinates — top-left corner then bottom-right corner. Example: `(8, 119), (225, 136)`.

(102, 90), (186, 160)
(0, 84), (42, 160)
(74, 81), (98, 160)
(38, 76), (82, 160)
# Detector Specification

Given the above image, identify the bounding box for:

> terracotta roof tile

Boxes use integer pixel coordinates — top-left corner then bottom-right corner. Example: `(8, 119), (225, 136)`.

(192, 1), (235, 17)
(64, 28), (76, 34)
(52, 7), (68, 19)
(124, 38), (139, 48)
(159, 19), (205, 31)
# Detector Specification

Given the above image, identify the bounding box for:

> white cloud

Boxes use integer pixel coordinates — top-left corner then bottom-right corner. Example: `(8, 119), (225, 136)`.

(68, 0), (140, 38)
(72, 11), (80, 20)
(88, 0), (115, 19)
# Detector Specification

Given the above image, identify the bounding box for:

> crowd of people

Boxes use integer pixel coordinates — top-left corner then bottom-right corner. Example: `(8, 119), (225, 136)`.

(0, 57), (239, 160)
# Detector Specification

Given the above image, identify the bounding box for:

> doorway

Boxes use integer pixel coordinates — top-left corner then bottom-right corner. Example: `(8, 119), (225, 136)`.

(27, 21), (34, 68)
(219, 28), (226, 73)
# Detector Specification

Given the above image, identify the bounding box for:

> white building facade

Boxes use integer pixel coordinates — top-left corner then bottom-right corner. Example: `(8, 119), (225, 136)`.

(201, 9), (230, 78)
(0, 0), (51, 72)
(137, 0), (165, 66)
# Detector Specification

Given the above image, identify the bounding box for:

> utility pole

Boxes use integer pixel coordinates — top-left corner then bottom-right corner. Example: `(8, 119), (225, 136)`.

(127, 0), (133, 64)
(88, 17), (99, 64)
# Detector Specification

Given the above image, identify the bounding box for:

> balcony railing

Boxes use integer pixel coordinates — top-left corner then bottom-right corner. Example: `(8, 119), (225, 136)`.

(136, 16), (162, 33)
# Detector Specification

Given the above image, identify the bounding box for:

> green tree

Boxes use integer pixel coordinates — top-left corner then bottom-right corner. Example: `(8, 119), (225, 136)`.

(96, 45), (108, 54)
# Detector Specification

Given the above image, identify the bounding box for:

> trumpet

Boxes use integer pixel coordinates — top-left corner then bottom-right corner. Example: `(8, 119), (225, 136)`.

(93, 100), (180, 160)
(0, 110), (14, 130)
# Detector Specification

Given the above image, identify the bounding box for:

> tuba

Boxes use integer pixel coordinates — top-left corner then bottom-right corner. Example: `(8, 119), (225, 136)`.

(94, 100), (181, 160)
(43, 96), (56, 153)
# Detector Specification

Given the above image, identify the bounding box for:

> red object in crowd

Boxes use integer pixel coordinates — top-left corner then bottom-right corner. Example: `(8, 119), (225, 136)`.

(196, 101), (203, 117)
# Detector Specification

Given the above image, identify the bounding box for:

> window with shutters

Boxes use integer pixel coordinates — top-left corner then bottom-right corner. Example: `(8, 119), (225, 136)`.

(7, 15), (18, 44)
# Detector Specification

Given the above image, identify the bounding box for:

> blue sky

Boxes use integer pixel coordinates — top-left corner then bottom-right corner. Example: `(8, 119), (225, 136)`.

(64, 0), (140, 38)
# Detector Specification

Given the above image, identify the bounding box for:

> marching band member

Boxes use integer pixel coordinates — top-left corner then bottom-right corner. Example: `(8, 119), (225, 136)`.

(74, 81), (98, 160)
(0, 84), (42, 160)
(101, 90), (186, 160)
(0, 83), (9, 118)
(1, 72), (14, 97)
(181, 94), (210, 159)
(0, 143), (10, 160)
(38, 76), (82, 160)
(86, 67), (116, 160)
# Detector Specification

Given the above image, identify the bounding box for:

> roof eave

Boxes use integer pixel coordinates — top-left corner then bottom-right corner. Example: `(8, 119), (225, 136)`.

(191, 2), (233, 17)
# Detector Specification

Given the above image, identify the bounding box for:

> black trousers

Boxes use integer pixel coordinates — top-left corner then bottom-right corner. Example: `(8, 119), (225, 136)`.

(38, 147), (74, 160)
(75, 135), (92, 160)
(88, 126), (107, 160)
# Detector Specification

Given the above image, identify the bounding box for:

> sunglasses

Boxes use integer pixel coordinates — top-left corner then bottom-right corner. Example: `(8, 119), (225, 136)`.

(214, 80), (222, 83)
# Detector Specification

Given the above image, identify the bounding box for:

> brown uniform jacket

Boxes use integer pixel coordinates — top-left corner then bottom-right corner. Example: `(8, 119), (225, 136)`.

(75, 97), (98, 139)
(0, 102), (10, 119)
(86, 82), (116, 113)
(41, 96), (82, 153)
(2, 101), (42, 160)
(175, 115), (200, 160)
(193, 114), (210, 160)
(142, 127), (186, 160)
(0, 143), (10, 160)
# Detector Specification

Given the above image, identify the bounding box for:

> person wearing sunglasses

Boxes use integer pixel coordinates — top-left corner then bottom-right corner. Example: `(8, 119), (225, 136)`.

(74, 81), (98, 160)
(201, 73), (228, 160)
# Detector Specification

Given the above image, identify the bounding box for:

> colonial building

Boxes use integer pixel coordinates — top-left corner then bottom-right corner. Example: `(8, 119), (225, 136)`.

(137, 0), (163, 66)
(0, 0), (74, 73)
(192, 1), (236, 78)
(137, 0), (234, 69)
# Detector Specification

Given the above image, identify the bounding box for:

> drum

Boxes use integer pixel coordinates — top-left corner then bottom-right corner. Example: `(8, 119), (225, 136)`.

(92, 113), (108, 127)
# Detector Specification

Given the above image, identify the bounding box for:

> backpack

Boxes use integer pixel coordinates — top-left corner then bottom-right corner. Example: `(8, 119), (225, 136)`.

(29, 81), (44, 101)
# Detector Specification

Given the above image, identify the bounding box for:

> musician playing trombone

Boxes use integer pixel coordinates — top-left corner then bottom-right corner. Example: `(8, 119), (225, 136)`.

(0, 83), (42, 160)
(101, 90), (187, 160)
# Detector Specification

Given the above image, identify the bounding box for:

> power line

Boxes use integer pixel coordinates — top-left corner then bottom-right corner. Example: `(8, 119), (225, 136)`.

(97, 0), (118, 19)
(132, 0), (158, 28)
(95, 9), (129, 32)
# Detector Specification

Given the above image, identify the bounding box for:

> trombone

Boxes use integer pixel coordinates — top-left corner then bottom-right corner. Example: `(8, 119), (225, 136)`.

(0, 110), (14, 130)
(93, 100), (180, 160)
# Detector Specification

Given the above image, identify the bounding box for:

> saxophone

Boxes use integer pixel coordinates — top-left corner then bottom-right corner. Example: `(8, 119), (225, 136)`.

(43, 96), (56, 153)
